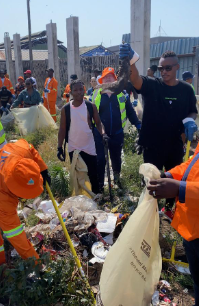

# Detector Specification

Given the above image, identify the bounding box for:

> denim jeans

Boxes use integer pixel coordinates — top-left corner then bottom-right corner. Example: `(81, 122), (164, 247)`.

(183, 238), (199, 306)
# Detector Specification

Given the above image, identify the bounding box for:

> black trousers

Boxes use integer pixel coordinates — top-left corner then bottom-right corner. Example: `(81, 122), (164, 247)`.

(183, 239), (199, 306)
(69, 151), (99, 194)
(94, 129), (124, 189)
(143, 141), (184, 207)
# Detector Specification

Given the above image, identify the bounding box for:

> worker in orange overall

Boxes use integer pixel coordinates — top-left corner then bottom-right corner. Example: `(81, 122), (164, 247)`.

(0, 70), (14, 95)
(43, 68), (58, 122)
(147, 143), (199, 306)
(0, 139), (51, 265)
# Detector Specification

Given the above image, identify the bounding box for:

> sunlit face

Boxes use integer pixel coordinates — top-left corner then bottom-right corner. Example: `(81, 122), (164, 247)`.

(102, 73), (116, 84)
(71, 83), (84, 101)
(91, 77), (97, 88)
(158, 57), (179, 83)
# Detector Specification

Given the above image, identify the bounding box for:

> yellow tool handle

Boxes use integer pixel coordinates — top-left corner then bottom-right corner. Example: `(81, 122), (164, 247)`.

(46, 182), (96, 305)
(185, 140), (191, 162)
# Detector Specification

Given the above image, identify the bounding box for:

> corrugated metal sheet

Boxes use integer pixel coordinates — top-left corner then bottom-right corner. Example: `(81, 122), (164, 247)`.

(80, 45), (113, 57)
(122, 34), (199, 58)
(150, 37), (199, 58)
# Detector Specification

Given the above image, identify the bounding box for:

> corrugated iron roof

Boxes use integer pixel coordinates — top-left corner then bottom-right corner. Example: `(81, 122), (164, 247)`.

(122, 33), (199, 58)
(0, 49), (48, 61)
(79, 45), (99, 55)
(150, 37), (199, 58)
(0, 30), (63, 49)
(80, 45), (113, 57)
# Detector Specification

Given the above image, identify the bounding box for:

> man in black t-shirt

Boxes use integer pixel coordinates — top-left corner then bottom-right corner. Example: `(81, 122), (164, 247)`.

(119, 46), (198, 214)
(0, 86), (12, 115)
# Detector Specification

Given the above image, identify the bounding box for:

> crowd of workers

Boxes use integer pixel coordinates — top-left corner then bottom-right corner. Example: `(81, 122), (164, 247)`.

(0, 68), (58, 122)
(0, 42), (199, 305)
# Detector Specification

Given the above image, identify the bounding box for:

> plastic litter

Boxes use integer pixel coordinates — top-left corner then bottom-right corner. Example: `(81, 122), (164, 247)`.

(91, 242), (110, 263)
(103, 233), (114, 245)
(96, 214), (117, 233)
(38, 200), (58, 214)
(174, 264), (191, 275)
(152, 291), (159, 306)
(1, 111), (14, 127)
(59, 195), (97, 213)
(49, 217), (60, 230)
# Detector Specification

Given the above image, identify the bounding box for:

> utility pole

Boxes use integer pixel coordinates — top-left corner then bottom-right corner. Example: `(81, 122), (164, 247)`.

(27, 0), (33, 72)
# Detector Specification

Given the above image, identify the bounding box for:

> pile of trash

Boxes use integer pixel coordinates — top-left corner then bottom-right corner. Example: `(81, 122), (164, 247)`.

(17, 195), (129, 286)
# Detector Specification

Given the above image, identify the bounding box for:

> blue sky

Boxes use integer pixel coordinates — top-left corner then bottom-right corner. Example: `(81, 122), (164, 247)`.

(1, 0), (199, 47)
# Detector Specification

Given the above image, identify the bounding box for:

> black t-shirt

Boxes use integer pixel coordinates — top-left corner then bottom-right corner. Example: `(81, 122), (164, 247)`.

(0, 90), (12, 107)
(137, 77), (198, 148)
(125, 81), (138, 99)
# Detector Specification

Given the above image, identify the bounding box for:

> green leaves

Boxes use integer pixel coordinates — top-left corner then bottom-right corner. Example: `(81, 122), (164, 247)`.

(0, 254), (94, 306)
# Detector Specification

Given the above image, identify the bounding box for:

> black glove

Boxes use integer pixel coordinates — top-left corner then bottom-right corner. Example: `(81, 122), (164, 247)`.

(102, 133), (109, 146)
(66, 93), (70, 98)
(57, 147), (65, 161)
(41, 169), (51, 186)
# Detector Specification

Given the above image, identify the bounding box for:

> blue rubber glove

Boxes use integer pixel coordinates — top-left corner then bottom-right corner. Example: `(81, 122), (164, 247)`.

(132, 100), (138, 107)
(119, 43), (139, 65)
(183, 118), (198, 141)
(44, 88), (50, 93)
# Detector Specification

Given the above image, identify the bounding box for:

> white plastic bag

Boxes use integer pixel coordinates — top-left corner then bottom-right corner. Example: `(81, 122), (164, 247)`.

(11, 104), (57, 135)
(59, 195), (97, 213)
(99, 163), (162, 306)
(1, 111), (15, 127)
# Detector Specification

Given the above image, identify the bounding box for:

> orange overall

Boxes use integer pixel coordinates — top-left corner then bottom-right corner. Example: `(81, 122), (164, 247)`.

(167, 143), (199, 241)
(0, 139), (47, 265)
(43, 77), (58, 122)
(0, 77), (14, 94)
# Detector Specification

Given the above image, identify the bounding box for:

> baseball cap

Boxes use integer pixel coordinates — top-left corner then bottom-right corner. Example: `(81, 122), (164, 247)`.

(98, 67), (117, 84)
(18, 76), (24, 81)
(46, 68), (54, 72)
(70, 74), (78, 80)
(4, 156), (43, 199)
(182, 71), (194, 81)
(24, 70), (32, 74)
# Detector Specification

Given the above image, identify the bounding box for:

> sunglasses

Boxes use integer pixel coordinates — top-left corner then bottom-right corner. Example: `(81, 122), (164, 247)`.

(158, 64), (178, 72)
(26, 83), (31, 85)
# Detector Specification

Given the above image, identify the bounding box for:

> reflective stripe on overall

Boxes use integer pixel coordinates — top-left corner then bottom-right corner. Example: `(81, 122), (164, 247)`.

(93, 88), (127, 128)
(0, 245), (4, 252)
(3, 224), (24, 239)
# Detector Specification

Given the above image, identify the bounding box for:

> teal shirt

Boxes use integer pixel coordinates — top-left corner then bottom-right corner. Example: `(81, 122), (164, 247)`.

(12, 88), (42, 108)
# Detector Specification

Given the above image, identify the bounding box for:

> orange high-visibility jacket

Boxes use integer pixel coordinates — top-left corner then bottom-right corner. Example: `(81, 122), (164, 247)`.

(0, 139), (47, 208)
(0, 139), (47, 263)
(167, 143), (199, 241)
(0, 77), (14, 94)
(63, 84), (86, 99)
(42, 77), (58, 102)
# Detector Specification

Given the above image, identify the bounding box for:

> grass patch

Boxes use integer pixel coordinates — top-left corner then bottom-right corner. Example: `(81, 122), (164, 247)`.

(0, 254), (94, 306)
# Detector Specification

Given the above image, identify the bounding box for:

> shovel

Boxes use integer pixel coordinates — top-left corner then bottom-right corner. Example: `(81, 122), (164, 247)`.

(46, 182), (96, 305)
(104, 140), (113, 201)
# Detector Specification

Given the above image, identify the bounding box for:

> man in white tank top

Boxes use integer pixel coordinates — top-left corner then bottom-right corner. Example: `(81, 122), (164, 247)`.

(57, 80), (106, 194)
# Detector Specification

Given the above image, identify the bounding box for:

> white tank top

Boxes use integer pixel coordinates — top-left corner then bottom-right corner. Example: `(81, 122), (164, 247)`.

(68, 100), (96, 156)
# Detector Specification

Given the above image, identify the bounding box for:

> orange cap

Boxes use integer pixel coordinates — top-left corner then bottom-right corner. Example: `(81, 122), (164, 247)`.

(4, 156), (43, 199)
(98, 67), (117, 84)
(18, 76), (24, 82)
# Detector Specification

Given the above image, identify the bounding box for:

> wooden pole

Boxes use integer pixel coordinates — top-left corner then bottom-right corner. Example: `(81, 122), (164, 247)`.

(27, 0), (33, 72)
